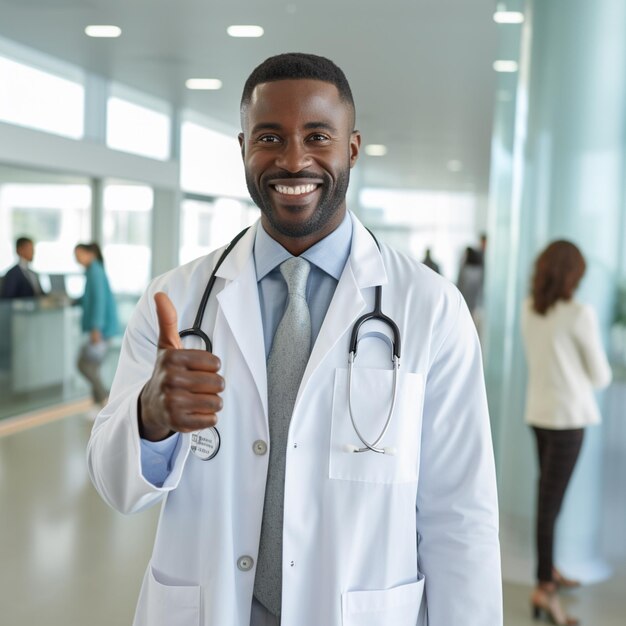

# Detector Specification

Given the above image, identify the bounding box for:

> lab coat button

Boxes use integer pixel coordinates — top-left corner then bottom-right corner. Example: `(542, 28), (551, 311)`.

(253, 440), (268, 455)
(237, 555), (254, 571)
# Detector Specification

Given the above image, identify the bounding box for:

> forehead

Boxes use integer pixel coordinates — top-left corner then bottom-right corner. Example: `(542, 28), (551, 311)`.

(243, 79), (352, 130)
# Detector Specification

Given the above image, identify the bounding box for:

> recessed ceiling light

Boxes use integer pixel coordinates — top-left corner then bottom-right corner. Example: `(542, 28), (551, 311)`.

(493, 11), (525, 24)
(85, 25), (122, 38)
(447, 160), (463, 172)
(365, 144), (387, 157)
(227, 25), (264, 38)
(185, 78), (223, 90)
(493, 60), (519, 73)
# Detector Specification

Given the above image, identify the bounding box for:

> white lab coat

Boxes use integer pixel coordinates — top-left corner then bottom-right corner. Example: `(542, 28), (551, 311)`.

(87, 214), (502, 626)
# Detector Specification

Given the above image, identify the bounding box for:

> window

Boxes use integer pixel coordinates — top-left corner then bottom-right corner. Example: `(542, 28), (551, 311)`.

(106, 95), (171, 160)
(180, 119), (248, 198)
(0, 55), (84, 139)
(179, 197), (259, 265)
(102, 183), (153, 294)
(0, 175), (91, 278)
(360, 188), (478, 279)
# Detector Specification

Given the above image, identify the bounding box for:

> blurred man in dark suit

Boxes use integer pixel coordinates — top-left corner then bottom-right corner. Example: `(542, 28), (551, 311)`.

(1, 236), (44, 298)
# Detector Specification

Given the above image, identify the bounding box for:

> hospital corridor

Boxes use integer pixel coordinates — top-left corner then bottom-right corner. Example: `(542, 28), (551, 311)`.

(1, 0), (626, 624)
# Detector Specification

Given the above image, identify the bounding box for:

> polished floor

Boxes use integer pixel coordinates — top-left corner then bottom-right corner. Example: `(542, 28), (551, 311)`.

(0, 407), (624, 625)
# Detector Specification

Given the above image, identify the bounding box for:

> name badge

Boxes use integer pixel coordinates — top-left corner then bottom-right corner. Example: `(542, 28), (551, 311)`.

(191, 428), (221, 461)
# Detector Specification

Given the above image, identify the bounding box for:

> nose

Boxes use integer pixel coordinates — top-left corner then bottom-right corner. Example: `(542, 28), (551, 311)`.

(275, 140), (312, 173)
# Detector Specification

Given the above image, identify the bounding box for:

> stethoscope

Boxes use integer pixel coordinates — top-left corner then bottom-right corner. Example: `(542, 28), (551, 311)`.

(179, 226), (401, 458)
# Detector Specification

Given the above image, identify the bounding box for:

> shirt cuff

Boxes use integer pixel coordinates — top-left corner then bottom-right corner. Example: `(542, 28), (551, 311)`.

(140, 432), (181, 487)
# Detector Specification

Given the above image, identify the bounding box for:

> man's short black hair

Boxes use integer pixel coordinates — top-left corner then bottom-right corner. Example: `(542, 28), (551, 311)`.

(16, 236), (33, 251)
(240, 52), (355, 123)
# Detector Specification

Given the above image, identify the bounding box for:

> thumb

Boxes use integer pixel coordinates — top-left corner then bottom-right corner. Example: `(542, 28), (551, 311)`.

(154, 292), (182, 349)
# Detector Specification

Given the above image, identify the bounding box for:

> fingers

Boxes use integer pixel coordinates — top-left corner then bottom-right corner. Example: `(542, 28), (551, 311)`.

(155, 292), (182, 350)
(159, 348), (221, 373)
(162, 368), (225, 395)
(162, 390), (223, 433)
(164, 389), (223, 414)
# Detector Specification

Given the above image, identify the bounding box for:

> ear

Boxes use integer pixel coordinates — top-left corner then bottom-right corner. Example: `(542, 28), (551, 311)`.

(349, 130), (361, 168)
(238, 133), (245, 160)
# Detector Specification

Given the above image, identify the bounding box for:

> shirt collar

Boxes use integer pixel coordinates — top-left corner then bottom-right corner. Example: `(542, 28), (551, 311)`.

(18, 258), (30, 270)
(254, 212), (353, 282)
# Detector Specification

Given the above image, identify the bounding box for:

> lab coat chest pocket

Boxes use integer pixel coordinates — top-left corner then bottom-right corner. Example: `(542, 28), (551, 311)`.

(329, 368), (424, 483)
(141, 566), (201, 626)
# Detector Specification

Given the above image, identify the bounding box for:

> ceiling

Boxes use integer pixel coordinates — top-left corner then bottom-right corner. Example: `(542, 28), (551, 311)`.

(0, 0), (500, 194)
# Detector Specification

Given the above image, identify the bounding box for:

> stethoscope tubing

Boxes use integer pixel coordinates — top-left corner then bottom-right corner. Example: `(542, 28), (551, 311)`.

(177, 224), (401, 455)
(347, 352), (400, 454)
(178, 227), (250, 351)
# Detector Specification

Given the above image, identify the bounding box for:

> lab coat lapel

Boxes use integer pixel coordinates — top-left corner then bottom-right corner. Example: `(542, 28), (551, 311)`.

(298, 215), (388, 397)
(214, 223), (268, 418)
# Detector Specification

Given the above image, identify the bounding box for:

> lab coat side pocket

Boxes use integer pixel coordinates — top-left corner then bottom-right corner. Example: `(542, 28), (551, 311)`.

(329, 368), (424, 483)
(138, 566), (201, 626)
(342, 575), (425, 626)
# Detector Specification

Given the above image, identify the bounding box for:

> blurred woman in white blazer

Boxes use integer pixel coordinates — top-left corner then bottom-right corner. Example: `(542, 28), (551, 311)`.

(522, 240), (612, 625)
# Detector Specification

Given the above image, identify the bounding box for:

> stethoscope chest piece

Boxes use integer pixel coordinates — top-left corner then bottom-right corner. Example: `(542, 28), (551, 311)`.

(191, 428), (221, 461)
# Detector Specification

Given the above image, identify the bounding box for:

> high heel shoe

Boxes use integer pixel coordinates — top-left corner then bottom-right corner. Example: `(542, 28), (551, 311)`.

(552, 567), (581, 589)
(530, 588), (580, 625)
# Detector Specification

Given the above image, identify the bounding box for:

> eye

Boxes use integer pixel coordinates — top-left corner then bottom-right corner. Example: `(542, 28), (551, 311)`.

(307, 133), (330, 142)
(257, 134), (281, 143)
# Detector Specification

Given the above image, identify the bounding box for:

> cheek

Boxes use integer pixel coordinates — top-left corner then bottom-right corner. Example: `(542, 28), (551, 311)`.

(244, 151), (271, 178)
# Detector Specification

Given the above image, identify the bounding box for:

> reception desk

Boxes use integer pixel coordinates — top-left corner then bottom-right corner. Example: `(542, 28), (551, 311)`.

(0, 297), (82, 394)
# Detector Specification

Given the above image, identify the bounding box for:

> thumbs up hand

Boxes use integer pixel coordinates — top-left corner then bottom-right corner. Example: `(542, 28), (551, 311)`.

(138, 292), (225, 442)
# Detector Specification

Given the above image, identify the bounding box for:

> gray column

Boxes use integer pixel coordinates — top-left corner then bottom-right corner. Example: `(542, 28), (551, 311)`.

(151, 188), (182, 278)
(90, 178), (104, 244)
(83, 74), (108, 144)
(150, 109), (182, 279)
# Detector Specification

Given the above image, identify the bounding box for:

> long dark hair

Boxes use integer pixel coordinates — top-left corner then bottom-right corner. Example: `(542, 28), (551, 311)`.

(75, 242), (105, 266)
(531, 240), (586, 315)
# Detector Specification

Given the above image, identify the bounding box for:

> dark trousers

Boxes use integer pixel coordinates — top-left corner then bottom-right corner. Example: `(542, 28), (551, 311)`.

(532, 426), (584, 583)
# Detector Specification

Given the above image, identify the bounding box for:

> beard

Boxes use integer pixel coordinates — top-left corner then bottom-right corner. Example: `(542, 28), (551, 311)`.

(245, 166), (351, 239)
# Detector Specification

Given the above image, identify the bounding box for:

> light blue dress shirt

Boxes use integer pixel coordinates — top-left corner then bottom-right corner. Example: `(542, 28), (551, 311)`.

(140, 213), (353, 486)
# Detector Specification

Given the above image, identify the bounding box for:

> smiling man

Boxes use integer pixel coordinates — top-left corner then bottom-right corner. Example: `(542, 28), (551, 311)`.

(240, 74), (358, 253)
(87, 53), (502, 626)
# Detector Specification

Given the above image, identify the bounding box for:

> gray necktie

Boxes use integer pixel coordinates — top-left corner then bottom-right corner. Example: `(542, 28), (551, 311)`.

(254, 257), (311, 617)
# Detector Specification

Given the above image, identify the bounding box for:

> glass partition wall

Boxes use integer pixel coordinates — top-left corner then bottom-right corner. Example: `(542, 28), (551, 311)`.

(0, 165), (92, 418)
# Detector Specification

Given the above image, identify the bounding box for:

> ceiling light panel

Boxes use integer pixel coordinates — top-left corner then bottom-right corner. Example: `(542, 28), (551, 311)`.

(227, 25), (264, 38)
(84, 25), (122, 38)
(493, 60), (519, 73)
(186, 79), (223, 90)
(493, 11), (525, 24)
(365, 144), (387, 156)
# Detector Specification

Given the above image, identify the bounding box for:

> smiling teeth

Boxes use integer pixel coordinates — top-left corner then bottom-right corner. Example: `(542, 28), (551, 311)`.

(275, 184), (317, 195)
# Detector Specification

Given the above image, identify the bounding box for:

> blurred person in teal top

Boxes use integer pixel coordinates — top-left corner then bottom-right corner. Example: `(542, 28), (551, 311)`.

(74, 242), (119, 407)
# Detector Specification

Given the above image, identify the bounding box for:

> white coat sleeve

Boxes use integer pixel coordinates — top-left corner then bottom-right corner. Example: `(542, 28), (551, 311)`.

(573, 305), (612, 389)
(86, 289), (192, 515)
(416, 292), (502, 625)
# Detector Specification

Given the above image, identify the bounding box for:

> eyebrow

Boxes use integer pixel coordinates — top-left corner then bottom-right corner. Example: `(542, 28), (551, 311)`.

(250, 121), (339, 134)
